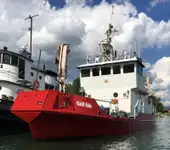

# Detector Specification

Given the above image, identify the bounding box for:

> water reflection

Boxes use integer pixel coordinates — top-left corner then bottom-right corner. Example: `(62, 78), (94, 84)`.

(0, 117), (170, 150)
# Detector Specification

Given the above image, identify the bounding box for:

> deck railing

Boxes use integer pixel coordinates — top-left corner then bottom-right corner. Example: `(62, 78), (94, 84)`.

(86, 50), (139, 64)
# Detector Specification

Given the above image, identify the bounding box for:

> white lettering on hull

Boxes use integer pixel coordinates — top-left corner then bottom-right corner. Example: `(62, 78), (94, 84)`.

(76, 101), (92, 108)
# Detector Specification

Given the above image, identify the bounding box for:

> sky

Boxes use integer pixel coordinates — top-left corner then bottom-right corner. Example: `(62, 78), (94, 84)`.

(1, 0), (170, 105)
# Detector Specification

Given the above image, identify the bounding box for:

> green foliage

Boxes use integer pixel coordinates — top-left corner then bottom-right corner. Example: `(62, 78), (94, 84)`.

(65, 77), (80, 95)
(150, 95), (165, 112)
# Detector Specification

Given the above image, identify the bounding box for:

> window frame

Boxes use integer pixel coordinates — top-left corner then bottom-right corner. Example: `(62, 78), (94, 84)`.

(81, 69), (90, 77)
(101, 66), (111, 75)
(2, 53), (10, 64)
(123, 64), (134, 73)
(92, 68), (99, 76)
(113, 65), (121, 74)
(11, 55), (18, 66)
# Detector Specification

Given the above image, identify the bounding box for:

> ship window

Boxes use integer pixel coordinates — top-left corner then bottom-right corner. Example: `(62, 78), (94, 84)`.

(123, 64), (134, 73)
(92, 68), (99, 76)
(101, 67), (110, 75)
(30, 72), (34, 76)
(81, 69), (90, 77)
(2, 53), (10, 64)
(113, 65), (121, 74)
(11, 55), (18, 66)
(18, 58), (25, 79)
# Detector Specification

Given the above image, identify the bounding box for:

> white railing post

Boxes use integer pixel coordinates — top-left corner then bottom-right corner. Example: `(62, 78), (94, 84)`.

(134, 100), (140, 118)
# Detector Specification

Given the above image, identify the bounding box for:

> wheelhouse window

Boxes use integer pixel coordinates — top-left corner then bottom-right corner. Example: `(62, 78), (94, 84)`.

(92, 68), (99, 76)
(81, 69), (90, 77)
(18, 58), (25, 79)
(11, 55), (18, 66)
(30, 72), (34, 76)
(2, 53), (10, 64)
(123, 64), (134, 73)
(113, 65), (121, 74)
(101, 66), (110, 75)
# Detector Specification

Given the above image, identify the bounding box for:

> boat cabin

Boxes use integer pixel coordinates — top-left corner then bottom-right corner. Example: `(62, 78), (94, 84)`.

(0, 46), (57, 104)
(77, 24), (154, 117)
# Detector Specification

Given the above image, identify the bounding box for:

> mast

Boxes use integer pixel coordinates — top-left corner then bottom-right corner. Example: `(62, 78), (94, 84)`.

(54, 44), (70, 93)
(99, 5), (118, 62)
(35, 49), (42, 81)
(25, 14), (39, 58)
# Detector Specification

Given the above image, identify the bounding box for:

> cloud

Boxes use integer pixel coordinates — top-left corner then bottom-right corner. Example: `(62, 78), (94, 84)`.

(149, 57), (170, 99)
(148, 0), (169, 10)
(1, 0), (170, 81)
(143, 62), (152, 69)
(150, 0), (169, 7)
(162, 100), (170, 106)
(65, 0), (93, 6)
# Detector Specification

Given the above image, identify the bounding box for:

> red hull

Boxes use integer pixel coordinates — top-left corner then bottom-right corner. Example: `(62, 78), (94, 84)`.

(11, 90), (156, 140)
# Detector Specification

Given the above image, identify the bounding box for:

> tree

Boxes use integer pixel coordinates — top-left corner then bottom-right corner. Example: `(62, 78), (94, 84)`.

(150, 95), (165, 112)
(65, 77), (80, 95)
(71, 77), (80, 95)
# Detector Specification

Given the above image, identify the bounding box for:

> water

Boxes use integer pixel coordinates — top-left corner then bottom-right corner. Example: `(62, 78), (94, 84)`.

(0, 117), (170, 150)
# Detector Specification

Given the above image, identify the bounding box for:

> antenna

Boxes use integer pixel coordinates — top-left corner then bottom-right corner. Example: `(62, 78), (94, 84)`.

(35, 49), (42, 81)
(110, 5), (114, 24)
(25, 14), (39, 58)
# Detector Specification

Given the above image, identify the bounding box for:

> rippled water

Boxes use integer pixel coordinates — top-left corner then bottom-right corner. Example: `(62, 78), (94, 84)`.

(0, 117), (170, 150)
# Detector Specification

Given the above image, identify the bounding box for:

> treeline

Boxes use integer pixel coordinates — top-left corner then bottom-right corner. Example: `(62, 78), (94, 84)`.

(150, 95), (165, 113)
(66, 77), (165, 113)
(65, 77), (80, 95)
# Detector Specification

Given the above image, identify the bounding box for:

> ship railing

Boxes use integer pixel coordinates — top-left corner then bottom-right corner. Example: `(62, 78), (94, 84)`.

(134, 100), (140, 118)
(0, 70), (33, 88)
(85, 50), (139, 64)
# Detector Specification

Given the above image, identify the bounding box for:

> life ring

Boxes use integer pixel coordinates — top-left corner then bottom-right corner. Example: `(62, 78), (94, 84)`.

(33, 80), (39, 90)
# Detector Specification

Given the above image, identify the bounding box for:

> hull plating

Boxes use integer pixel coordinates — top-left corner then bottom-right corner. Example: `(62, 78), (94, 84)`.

(27, 112), (155, 139)
(11, 90), (156, 140)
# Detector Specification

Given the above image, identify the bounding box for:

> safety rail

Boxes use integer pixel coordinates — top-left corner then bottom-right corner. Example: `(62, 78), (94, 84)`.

(134, 100), (140, 118)
(86, 50), (139, 64)
(0, 70), (33, 87)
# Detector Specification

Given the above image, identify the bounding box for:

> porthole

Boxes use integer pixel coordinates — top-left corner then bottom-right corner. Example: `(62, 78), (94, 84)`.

(30, 72), (34, 76)
(39, 76), (42, 80)
(113, 92), (118, 98)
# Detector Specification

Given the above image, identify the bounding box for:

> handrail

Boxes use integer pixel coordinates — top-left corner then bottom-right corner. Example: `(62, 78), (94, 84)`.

(134, 100), (140, 118)
(86, 50), (138, 64)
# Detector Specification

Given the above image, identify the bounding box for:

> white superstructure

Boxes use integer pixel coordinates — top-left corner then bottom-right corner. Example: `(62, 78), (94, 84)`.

(77, 23), (154, 117)
(0, 46), (57, 103)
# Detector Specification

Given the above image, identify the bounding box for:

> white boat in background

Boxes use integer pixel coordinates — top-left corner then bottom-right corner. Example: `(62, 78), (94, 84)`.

(0, 45), (58, 133)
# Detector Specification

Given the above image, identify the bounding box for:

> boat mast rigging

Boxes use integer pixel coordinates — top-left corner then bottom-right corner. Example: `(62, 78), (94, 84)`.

(99, 5), (118, 62)
(25, 14), (39, 58)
